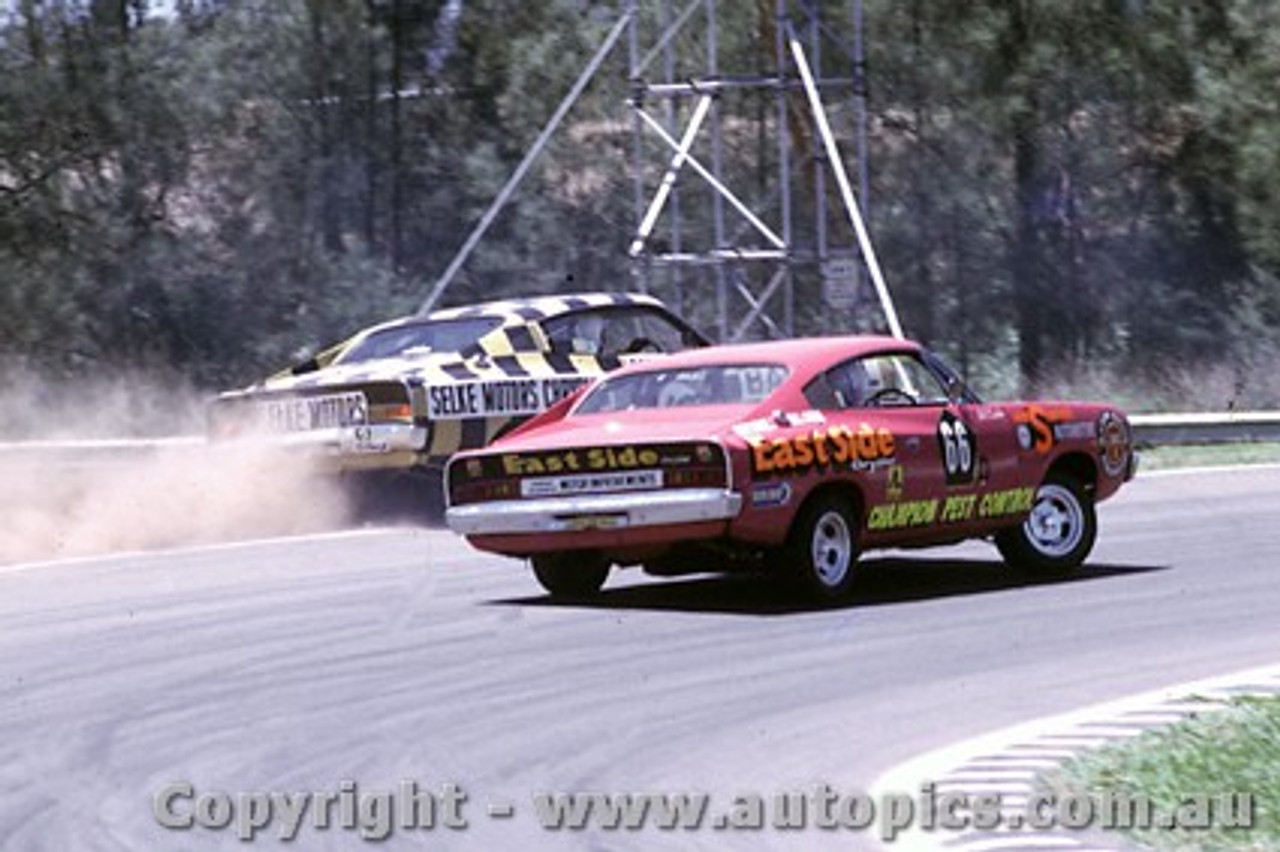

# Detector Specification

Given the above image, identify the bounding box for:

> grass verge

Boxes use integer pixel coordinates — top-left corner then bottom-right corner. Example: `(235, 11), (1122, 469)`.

(1046, 695), (1280, 850)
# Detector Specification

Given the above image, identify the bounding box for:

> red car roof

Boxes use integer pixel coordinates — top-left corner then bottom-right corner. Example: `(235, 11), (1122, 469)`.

(614, 334), (921, 381)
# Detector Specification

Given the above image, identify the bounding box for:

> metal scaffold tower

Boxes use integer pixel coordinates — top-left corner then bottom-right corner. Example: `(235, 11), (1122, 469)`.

(625, 0), (902, 341)
(421, 0), (902, 340)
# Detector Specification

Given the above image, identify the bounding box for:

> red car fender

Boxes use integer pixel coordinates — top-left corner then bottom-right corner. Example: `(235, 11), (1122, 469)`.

(722, 417), (888, 549)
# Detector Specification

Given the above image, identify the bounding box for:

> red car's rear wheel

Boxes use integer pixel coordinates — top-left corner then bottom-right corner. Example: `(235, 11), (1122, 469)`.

(782, 493), (860, 600)
(531, 552), (610, 598)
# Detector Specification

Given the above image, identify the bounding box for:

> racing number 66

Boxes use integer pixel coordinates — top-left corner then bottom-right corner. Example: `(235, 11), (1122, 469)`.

(938, 412), (976, 485)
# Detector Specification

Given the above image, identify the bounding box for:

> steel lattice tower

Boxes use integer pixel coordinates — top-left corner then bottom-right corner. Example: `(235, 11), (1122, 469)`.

(421, 0), (901, 340)
(624, 0), (900, 341)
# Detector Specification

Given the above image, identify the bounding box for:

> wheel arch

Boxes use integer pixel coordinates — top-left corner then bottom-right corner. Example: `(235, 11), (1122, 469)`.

(791, 479), (867, 535)
(1046, 451), (1097, 492)
(776, 478), (866, 600)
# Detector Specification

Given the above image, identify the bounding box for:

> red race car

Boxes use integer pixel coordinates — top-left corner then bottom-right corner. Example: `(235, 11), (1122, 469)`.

(444, 336), (1136, 599)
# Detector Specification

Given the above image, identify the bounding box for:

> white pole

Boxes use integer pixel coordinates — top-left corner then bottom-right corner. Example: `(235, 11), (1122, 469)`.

(788, 35), (904, 339)
(633, 107), (786, 250)
(629, 94), (713, 257)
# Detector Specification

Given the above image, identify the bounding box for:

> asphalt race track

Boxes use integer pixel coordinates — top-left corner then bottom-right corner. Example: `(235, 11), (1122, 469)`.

(2, 466), (1278, 851)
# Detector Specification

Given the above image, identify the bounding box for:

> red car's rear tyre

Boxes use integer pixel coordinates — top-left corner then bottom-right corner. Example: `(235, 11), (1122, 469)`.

(995, 473), (1096, 576)
(531, 553), (610, 598)
(781, 493), (860, 601)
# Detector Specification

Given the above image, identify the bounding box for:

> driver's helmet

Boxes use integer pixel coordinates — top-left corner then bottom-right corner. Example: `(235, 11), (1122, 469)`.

(835, 361), (870, 407)
(571, 314), (606, 355)
(862, 359), (887, 397)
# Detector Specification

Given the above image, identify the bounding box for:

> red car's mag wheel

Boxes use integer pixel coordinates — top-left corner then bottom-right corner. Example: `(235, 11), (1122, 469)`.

(995, 473), (1097, 576)
(782, 493), (860, 601)
(530, 552), (611, 598)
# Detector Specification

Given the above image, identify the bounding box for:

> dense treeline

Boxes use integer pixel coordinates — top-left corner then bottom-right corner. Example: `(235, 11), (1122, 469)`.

(1, 0), (1278, 405)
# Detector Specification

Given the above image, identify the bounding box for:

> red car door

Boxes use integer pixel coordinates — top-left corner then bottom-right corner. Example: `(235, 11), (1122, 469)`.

(820, 351), (1033, 544)
(814, 354), (954, 545)
(938, 400), (1033, 534)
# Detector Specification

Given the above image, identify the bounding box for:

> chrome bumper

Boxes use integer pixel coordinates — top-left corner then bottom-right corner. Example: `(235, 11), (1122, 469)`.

(446, 489), (743, 536)
(225, 423), (426, 456)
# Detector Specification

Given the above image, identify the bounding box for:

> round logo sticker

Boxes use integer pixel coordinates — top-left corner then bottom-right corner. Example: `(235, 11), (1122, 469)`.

(1016, 423), (1033, 451)
(1097, 411), (1130, 478)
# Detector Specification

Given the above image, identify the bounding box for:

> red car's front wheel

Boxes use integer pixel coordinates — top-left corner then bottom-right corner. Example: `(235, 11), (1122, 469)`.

(996, 473), (1097, 576)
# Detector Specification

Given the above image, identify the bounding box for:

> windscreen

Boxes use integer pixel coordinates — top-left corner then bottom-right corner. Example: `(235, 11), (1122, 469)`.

(336, 318), (503, 364)
(575, 363), (789, 414)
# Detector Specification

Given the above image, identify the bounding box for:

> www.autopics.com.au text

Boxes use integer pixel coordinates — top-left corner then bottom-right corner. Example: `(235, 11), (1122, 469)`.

(152, 779), (1254, 842)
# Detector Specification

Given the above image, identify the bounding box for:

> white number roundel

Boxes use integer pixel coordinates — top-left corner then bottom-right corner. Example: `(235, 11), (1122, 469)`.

(938, 413), (975, 484)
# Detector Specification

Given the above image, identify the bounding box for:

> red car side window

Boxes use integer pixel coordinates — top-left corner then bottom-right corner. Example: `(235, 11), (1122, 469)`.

(805, 353), (953, 410)
(802, 372), (845, 410)
(804, 360), (871, 409)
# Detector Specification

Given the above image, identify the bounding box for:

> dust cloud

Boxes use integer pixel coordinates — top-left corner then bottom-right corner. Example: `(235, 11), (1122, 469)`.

(0, 371), (355, 565)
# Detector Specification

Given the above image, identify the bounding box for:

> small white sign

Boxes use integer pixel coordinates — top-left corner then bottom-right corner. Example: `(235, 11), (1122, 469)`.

(426, 377), (589, 420)
(520, 469), (663, 498)
(822, 258), (860, 309)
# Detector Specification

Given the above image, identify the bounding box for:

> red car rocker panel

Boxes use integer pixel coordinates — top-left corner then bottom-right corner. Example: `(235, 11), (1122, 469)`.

(445, 336), (1136, 600)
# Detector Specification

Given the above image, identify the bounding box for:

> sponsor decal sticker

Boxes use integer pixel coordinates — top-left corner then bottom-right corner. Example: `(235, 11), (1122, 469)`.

(750, 482), (792, 508)
(772, 409), (827, 427)
(502, 445), (662, 476)
(521, 469), (663, 498)
(1097, 410), (1131, 477)
(734, 411), (825, 440)
(885, 465), (905, 501)
(1053, 420), (1097, 442)
(977, 486), (1035, 518)
(748, 423), (895, 477)
(867, 499), (938, 531)
(867, 486), (1035, 532)
(939, 493), (978, 522)
(733, 418), (776, 440)
(1011, 404), (1075, 454)
(460, 442), (723, 484)
(1016, 423), (1034, 451)
(259, 392), (368, 433)
(426, 377), (588, 420)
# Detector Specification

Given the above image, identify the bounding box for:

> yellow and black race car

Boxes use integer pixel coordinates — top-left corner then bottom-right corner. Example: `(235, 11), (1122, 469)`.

(208, 293), (708, 474)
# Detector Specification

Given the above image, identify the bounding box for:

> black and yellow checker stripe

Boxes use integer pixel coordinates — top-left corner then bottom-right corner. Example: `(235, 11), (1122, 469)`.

(223, 292), (693, 471)
(412, 343), (615, 463)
